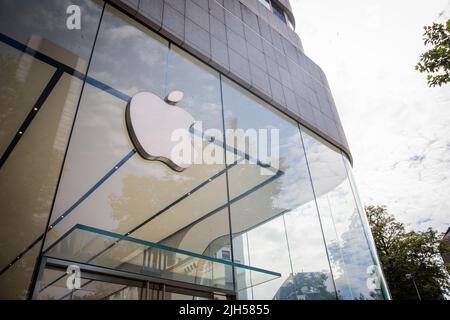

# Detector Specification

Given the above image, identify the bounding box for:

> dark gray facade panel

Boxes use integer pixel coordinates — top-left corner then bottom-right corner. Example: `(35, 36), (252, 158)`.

(227, 27), (248, 57)
(186, 0), (210, 31)
(166, 0), (186, 14)
(229, 47), (252, 85)
(161, 2), (185, 44)
(247, 42), (266, 71)
(192, 0), (209, 10)
(138, 0), (163, 30)
(210, 15), (227, 43)
(241, 0), (301, 51)
(223, 0), (242, 17)
(116, 0), (138, 14)
(209, 0), (225, 22)
(244, 25), (263, 51)
(210, 35), (230, 73)
(283, 86), (298, 114)
(241, 4), (259, 30)
(257, 18), (273, 43)
(112, 0), (352, 161)
(183, 18), (212, 61)
(249, 62), (272, 98)
(269, 76), (285, 106)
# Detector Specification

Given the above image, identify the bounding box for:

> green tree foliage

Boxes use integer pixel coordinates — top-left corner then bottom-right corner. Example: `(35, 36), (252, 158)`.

(366, 205), (450, 300)
(415, 19), (450, 87)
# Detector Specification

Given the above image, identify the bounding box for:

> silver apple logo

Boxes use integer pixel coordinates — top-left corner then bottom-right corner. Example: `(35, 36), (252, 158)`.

(126, 90), (195, 172)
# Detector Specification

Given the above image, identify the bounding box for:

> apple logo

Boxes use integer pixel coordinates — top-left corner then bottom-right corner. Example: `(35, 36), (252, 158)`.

(126, 90), (195, 172)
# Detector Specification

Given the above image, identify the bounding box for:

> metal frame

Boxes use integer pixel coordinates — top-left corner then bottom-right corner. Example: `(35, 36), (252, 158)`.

(32, 257), (236, 300)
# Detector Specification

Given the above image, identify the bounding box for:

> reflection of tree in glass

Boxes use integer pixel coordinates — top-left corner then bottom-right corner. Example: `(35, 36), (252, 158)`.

(109, 175), (163, 231)
(108, 172), (228, 256)
(273, 272), (336, 300)
(0, 54), (21, 134)
(0, 53), (72, 299)
(326, 210), (383, 300)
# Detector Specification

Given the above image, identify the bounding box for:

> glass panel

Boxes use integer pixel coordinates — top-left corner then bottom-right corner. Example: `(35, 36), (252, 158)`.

(42, 4), (235, 297)
(0, 73), (83, 267)
(104, 285), (143, 300)
(0, 71), (85, 300)
(0, 0), (103, 299)
(301, 128), (384, 300)
(0, 0), (103, 73)
(36, 267), (221, 300)
(282, 204), (337, 300)
(70, 280), (130, 300)
(35, 268), (137, 300)
(0, 240), (42, 299)
(166, 46), (223, 130)
(222, 78), (335, 300)
(36, 269), (70, 300)
(43, 225), (280, 291)
(166, 292), (205, 300)
(0, 43), (56, 156)
(42, 4), (168, 235)
(87, 4), (168, 97)
(342, 156), (390, 299)
(147, 206), (231, 260)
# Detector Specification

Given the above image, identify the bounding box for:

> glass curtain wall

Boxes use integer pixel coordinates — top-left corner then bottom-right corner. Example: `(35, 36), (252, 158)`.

(0, 0), (388, 300)
(0, 0), (104, 299)
(300, 128), (387, 300)
(342, 157), (391, 299)
(221, 79), (336, 300)
(38, 4), (233, 300)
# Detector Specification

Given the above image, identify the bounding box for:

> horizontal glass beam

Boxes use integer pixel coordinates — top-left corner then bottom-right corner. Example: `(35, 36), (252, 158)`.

(43, 224), (280, 291)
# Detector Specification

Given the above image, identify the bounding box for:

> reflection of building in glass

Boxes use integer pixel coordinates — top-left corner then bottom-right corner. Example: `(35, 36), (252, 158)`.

(0, 0), (390, 300)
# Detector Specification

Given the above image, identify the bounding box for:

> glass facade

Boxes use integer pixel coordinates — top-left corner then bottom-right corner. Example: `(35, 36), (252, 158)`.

(0, 1), (388, 300)
(0, 0), (104, 299)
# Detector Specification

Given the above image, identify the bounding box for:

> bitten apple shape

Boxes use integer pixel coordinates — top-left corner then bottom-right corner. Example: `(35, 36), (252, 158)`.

(126, 91), (195, 172)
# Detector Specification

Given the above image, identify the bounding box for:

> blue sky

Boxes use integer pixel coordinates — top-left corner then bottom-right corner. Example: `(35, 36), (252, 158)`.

(291, 0), (450, 233)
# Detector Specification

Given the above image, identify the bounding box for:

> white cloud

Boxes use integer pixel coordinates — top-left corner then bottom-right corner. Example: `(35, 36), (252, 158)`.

(291, 0), (450, 232)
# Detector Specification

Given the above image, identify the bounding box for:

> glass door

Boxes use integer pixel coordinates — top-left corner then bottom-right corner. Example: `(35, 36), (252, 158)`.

(32, 257), (233, 300)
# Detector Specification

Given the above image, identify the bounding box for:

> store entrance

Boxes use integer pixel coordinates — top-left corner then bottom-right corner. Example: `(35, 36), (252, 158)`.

(32, 257), (233, 300)
(30, 224), (279, 300)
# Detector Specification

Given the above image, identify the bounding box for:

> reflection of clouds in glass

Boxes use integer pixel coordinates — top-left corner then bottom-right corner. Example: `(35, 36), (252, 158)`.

(105, 26), (164, 67)
(0, 0), (103, 70)
(108, 25), (139, 40)
(46, 5), (231, 260)
(75, 85), (130, 155)
(302, 131), (346, 197)
(48, 85), (131, 225)
(285, 205), (332, 272)
(223, 78), (335, 299)
(167, 47), (222, 130)
(273, 132), (314, 210)
(303, 131), (381, 299)
(326, 208), (378, 299)
(88, 6), (168, 96)
(245, 216), (292, 299)
(0, 1), (103, 299)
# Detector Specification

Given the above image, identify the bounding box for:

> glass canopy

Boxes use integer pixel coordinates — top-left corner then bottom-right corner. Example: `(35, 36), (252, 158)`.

(43, 224), (281, 292)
